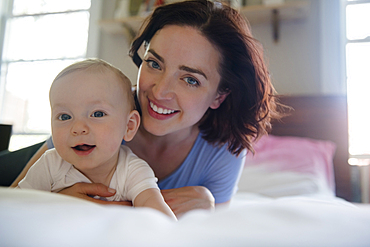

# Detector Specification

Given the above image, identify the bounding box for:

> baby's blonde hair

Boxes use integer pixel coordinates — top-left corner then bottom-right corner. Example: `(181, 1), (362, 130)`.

(52, 58), (135, 110)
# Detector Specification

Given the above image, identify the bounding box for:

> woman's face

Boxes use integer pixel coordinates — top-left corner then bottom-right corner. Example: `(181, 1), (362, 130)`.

(137, 25), (225, 137)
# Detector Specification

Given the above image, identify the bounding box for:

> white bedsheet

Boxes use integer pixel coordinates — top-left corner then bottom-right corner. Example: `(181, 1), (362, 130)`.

(1, 187), (370, 247)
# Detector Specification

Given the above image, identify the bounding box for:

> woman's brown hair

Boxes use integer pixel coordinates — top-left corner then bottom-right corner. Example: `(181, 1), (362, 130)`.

(129, 0), (282, 156)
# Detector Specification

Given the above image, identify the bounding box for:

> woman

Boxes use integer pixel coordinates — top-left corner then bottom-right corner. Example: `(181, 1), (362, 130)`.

(11, 0), (280, 217)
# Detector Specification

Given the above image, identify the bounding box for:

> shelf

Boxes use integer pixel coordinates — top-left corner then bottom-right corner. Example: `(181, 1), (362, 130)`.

(99, 15), (145, 36)
(240, 1), (310, 25)
(99, 0), (310, 41)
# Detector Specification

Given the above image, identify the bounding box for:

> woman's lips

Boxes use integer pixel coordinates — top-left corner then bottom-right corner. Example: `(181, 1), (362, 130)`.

(72, 144), (96, 156)
(147, 99), (179, 120)
(149, 101), (176, 115)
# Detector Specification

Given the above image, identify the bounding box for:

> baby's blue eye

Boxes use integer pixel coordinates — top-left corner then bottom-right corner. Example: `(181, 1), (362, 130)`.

(92, 111), (106, 118)
(58, 114), (71, 121)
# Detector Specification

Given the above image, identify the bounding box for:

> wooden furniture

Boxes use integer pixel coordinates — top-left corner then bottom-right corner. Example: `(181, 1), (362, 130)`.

(271, 95), (351, 201)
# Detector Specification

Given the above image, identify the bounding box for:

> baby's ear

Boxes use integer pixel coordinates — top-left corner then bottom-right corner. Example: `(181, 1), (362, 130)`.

(123, 110), (140, 142)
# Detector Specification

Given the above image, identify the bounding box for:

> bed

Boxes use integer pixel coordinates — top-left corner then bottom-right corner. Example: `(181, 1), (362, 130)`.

(1, 95), (370, 246)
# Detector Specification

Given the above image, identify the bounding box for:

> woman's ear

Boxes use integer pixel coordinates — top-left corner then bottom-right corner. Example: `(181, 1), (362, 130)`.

(123, 110), (141, 142)
(210, 92), (230, 109)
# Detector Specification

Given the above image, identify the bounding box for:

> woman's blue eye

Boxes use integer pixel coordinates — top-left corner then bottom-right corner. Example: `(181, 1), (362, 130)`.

(92, 111), (106, 118)
(58, 114), (71, 121)
(184, 77), (199, 86)
(146, 59), (161, 70)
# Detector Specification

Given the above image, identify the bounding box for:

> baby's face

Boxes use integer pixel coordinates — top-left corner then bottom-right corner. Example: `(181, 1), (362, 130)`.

(49, 70), (130, 171)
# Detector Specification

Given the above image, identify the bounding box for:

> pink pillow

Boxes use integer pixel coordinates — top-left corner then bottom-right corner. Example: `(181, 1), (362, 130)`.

(244, 135), (336, 191)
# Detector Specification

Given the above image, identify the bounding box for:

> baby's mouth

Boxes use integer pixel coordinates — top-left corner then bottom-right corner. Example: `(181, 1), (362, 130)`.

(72, 144), (96, 152)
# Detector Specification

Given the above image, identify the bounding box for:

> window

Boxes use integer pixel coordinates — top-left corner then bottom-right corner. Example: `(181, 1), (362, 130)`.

(0, 0), (98, 151)
(344, 0), (370, 163)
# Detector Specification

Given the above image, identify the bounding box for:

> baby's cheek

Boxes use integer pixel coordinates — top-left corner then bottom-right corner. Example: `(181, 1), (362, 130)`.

(52, 133), (64, 150)
(102, 133), (124, 151)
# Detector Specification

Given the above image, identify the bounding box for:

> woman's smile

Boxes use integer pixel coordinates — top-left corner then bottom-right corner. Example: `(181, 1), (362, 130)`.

(147, 99), (179, 120)
(149, 100), (177, 115)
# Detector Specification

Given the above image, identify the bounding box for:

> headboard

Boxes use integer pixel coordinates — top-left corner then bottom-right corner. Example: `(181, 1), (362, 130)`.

(271, 95), (350, 201)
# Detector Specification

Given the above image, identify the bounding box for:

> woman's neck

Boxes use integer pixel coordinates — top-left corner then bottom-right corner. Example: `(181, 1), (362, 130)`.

(126, 125), (200, 180)
(136, 124), (200, 150)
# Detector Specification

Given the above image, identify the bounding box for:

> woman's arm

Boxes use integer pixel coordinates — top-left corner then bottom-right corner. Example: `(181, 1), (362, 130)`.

(10, 142), (48, 187)
(134, 188), (177, 221)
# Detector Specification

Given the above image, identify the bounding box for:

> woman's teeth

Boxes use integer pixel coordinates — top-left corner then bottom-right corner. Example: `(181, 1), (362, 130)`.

(150, 102), (175, 115)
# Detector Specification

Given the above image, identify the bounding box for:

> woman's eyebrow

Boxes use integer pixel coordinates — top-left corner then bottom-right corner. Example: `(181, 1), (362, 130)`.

(148, 49), (207, 80)
(179, 65), (207, 80)
(147, 49), (164, 63)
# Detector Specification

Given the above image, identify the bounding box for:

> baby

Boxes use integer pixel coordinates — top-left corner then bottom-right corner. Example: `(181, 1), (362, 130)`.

(17, 59), (176, 220)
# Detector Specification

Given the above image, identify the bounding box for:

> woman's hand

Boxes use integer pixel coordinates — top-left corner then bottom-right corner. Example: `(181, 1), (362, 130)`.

(161, 186), (215, 218)
(58, 182), (133, 206)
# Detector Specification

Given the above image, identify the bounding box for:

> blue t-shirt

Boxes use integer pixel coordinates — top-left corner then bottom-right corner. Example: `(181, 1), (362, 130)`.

(46, 134), (245, 204)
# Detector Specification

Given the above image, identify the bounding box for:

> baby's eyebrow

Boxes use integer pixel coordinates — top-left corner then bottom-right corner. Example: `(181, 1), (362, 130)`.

(50, 103), (66, 109)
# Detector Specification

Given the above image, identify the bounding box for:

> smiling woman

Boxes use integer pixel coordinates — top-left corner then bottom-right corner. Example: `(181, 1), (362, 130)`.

(10, 0), (282, 218)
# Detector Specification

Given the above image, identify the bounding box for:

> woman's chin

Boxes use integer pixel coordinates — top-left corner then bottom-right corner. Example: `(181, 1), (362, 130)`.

(142, 122), (171, 137)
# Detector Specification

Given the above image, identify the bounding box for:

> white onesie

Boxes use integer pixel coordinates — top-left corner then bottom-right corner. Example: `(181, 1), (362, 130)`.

(18, 146), (159, 202)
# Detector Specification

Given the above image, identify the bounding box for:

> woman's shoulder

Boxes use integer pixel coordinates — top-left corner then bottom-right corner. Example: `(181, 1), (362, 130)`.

(190, 133), (245, 163)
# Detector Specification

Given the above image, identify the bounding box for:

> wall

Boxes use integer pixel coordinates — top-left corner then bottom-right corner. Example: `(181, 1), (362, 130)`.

(97, 0), (345, 96)
(98, 1), (139, 84)
(251, 0), (345, 96)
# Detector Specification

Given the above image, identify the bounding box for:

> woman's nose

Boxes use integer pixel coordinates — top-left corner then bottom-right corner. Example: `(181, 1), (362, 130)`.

(152, 74), (175, 100)
(71, 120), (89, 136)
